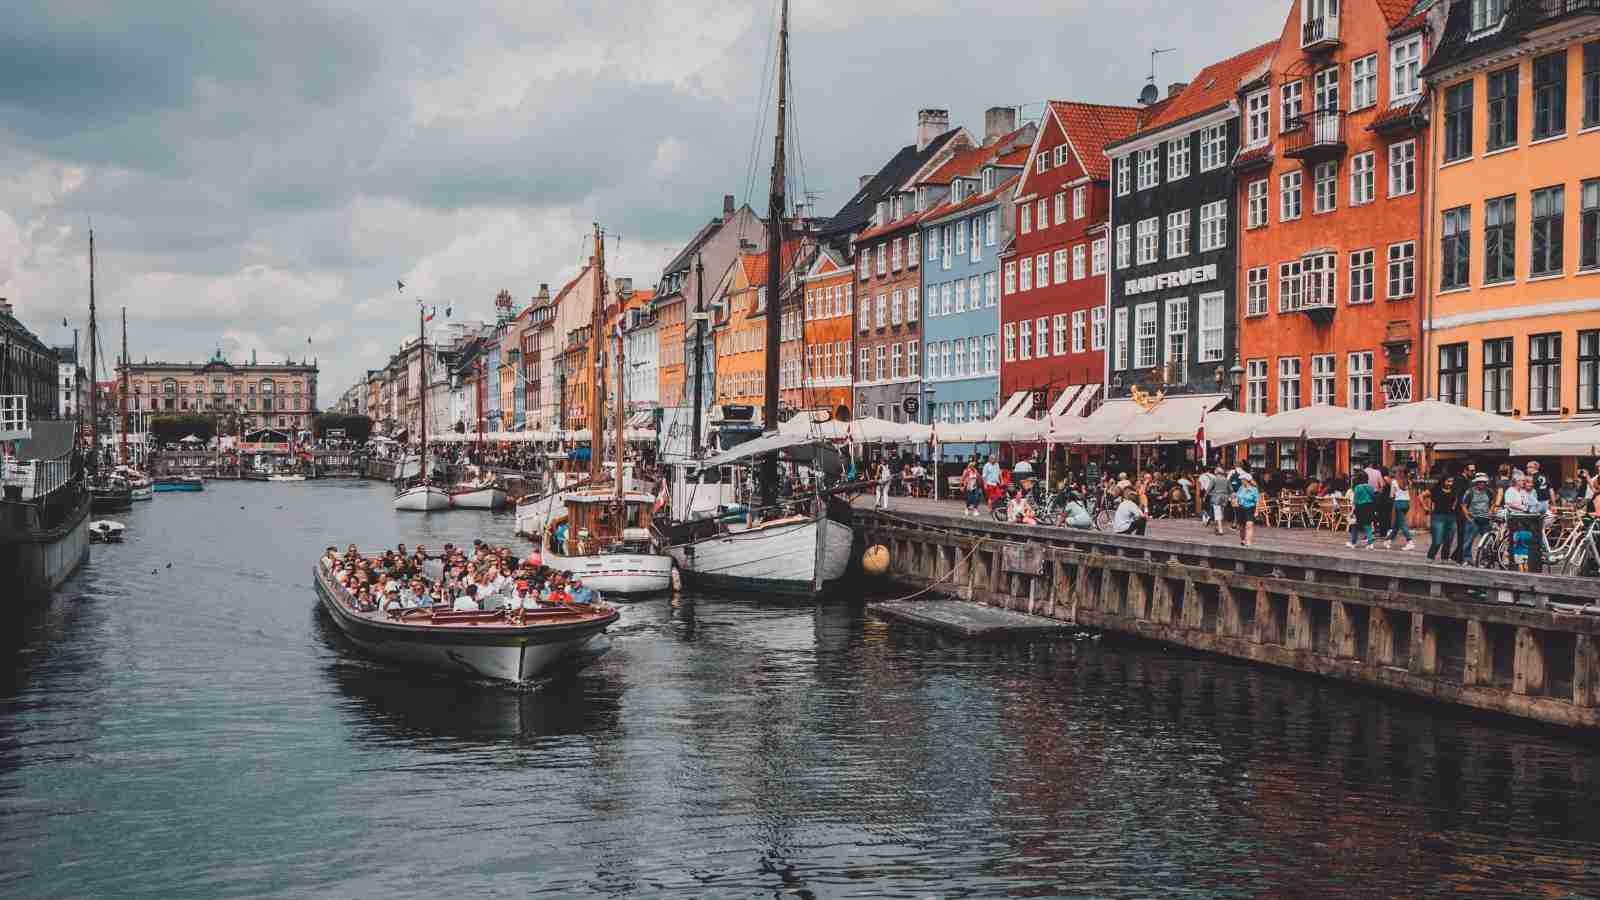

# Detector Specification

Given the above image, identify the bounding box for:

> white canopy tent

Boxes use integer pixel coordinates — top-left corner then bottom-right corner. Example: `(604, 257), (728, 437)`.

(1206, 404), (1367, 445)
(1344, 400), (1551, 446)
(1509, 424), (1600, 458)
(778, 413), (850, 440)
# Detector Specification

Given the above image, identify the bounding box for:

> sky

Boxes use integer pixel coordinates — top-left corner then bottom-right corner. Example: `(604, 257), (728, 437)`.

(0, 0), (1290, 403)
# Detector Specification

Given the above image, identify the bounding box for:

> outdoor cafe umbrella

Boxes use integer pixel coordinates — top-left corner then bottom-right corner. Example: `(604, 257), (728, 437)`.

(1509, 423), (1600, 458)
(1207, 404), (1365, 444)
(1349, 399), (1550, 446)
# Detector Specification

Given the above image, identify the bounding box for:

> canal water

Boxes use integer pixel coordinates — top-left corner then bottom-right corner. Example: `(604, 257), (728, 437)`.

(3, 480), (1599, 897)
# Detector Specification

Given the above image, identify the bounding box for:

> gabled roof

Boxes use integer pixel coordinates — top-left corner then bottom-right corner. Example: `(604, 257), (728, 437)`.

(1044, 101), (1146, 180)
(919, 174), (1021, 225)
(1377, 0), (1433, 30)
(819, 129), (962, 238)
(737, 240), (803, 287)
(1110, 42), (1277, 144)
(803, 245), (848, 279)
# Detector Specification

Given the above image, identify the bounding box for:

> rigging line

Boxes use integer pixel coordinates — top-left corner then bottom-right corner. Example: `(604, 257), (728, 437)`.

(784, 46), (809, 217)
(737, 0), (780, 245)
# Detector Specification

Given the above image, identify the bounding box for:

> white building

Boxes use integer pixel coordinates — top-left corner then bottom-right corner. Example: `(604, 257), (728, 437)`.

(622, 302), (659, 412)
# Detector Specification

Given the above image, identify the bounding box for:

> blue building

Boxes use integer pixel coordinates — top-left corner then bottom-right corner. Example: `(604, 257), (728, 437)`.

(918, 136), (1028, 460)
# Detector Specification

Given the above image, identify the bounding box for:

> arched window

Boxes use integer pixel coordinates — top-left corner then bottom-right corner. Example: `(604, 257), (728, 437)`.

(162, 378), (177, 396)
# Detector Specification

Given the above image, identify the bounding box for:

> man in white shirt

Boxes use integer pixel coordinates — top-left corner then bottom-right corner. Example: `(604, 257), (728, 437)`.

(1112, 488), (1147, 536)
(875, 460), (893, 510)
(452, 585), (481, 612)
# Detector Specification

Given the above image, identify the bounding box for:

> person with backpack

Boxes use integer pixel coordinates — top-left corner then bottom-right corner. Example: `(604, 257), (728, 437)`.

(960, 460), (982, 517)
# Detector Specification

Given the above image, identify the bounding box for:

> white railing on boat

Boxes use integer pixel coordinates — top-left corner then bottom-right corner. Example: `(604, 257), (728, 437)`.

(0, 395), (29, 442)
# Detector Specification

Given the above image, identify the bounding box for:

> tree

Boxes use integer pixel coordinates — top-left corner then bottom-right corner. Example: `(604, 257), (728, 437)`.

(312, 412), (374, 443)
(148, 414), (215, 445)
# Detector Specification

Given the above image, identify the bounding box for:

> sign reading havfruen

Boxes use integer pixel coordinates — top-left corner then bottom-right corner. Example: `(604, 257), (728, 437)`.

(1123, 263), (1218, 298)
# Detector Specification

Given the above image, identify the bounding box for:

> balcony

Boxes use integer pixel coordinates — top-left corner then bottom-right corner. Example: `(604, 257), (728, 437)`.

(1517, 0), (1600, 30)
(1300, 14), (1340, 51)
(1282, 109), (1346, 161)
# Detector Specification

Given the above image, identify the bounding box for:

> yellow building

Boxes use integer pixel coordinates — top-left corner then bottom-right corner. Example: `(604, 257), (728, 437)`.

(1424, 2), (1600, 428)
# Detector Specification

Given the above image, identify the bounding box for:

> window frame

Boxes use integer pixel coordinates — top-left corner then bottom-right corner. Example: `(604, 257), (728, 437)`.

(1530, 184), (1565, 278)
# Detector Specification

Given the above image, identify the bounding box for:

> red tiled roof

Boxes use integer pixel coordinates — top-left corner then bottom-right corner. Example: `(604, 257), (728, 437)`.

(1231, 144), (1274, 170)
(737, 240), (802, 285)
(1377, 0), (1422, 28)
(919, 145), (990, 186)
(919, 174), (1022, 224)
(1128, 42), (1276, 137)
(853, 212), (922, 243)
(1369, 100), (1424, 132)
(1047, 101), (1145, 180)
(996, 146), (1030, 167)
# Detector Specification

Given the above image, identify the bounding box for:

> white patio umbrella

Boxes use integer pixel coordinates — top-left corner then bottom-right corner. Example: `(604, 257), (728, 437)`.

(1509, 424), (1600, 458)
(1351, 399), (1550, 445)
(1211, 404), (1366, 443)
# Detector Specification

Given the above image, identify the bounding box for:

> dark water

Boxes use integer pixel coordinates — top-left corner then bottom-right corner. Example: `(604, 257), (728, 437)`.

(3, 480), (1599, 897)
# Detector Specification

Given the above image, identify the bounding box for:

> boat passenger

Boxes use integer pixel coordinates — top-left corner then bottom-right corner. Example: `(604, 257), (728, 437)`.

(452, 584), (480, 612)
(322, 547), (338, 569)
(382, 584), (403, 612)
(570, 580), (595, 604)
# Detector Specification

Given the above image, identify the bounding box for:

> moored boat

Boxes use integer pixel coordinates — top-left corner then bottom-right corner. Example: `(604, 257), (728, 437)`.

(312, 561), (619, 681)
(394, 482), (450, 511)
(153, 475), (204, 492)
(449, 472), (506, 509)
(540, 488), (674, 596)
(89, 519), (126, 542)
(90, 475), (134, 510)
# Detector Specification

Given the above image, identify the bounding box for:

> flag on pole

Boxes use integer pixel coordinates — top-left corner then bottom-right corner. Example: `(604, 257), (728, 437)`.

(654, 477), (668, 513)
(1195, 409), (1208, 461)
(424, 306), (436, 322)
(396, 280), (405, 293)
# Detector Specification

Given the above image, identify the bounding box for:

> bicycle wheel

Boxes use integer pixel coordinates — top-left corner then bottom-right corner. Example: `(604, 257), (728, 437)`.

(1473, 534), (1503, 570)
(1093, 508), (1113, 531)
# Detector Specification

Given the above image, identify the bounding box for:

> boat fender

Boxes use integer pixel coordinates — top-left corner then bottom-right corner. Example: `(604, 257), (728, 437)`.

(863, 544), (890, 577)
(670, 564), (683, 593)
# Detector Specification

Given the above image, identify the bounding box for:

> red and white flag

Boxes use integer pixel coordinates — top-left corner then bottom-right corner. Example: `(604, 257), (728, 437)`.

(1195, 409), (1208, 461)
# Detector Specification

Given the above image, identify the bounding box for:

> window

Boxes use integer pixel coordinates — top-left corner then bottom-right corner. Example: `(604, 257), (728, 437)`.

(1349, 152), (1374, 205)
(984, 273), (996, 307)
(1135, 302), (1158, 369)
(1438, 343), (1468, 405)
(1019, 319), (1032, 360)
(1020, 205), (1031, 235)
(874, 345), (886, 382)
(1278, 260), (1304, 311)
(1349, 248), (1375, 303)
(928, 341), (941, 379)
(1168, 135), (1191, 180)
(1349, 351), (1374, 410)
(943, 225), (954, 269)
(1280, 170), (1302, 221)
(1199, 123), (1228, 171)
(908, 341), (919, 376)
(1056, 247), (1072, 284)
(1533, 51), (1568, 140)
(1037, 200), (1048, 233)
(1019, 257), (1032, 291)
(1003, 262), (1016, 295)
(1246, 89), (1271, 147)
(1530, 333), (1562, 413)
(1073, 186), (1087, 218)
(1036, 316), (1048, 358)
(1580, 330), (1600, 411)
(1391, 36), (1422, 101)
(1036, 153), (1047, 174)
(1313, 65), (1340, 116)
(1278, 357), (1302, 411)
(969, 337), (981, 376)
(1443, 82), (1473, 162)
(954, 279), (966, 313)
(1441, 206), (1471, 290)
(1165, 299), (1189, 380)
(1281, 81), (1304, 129)
(1198, 292), (1224, 362)
(891, 289), (903, 324)
(1003, 323), (1016, 362)
(1092, 307), (1107, 350)
(908, 232), (919, 265)
(1199, 201), (1227, 252)
(1311, 354), (1336, 406)
(1035, 253), (1050, 288)
(907, 287), (918, 322)
(860, 347), (870, 378)
(928, 228), (941, 262)
(1471, 0), (1508, 31)
(1483, 337), (1514, 413)
(1114, 308), (1129, 369)
(859, 299), (871, 331)
(1484, 195), (1515, 284)
(1117, 224), (1132, 268)
(804, 290), (814, 321)
(986, 210), (997, 245)
(1387, 140), (1416, 197)
(1313, 161), (1337, 213)
(1248, 179), (1269, 228)
(942, 282), (953, 315)
(1092, 237), (1107, 275)
(875, 244), (886, 276)
(1069, 311), (1083, 354)
(1171, 206), (1196, 256)
(1073, 245), (1087, 280)
(1056, 313), (1071, 355)
(1304, 252), (1336, 306)
(1137, 218), (1159, 264)
(875, 292), (887, 327)
(1352, 54), (1377, 110)
(1137, 148), (1159, 190)
(1387, 241), (1416, 298)
(1246, 359), (1268, 414)
(983, 335), (995, 373)
(1584, 180), (1600, 271)
(1247, 266), (1269, 316)
(1531, 185), (1565, 277)
(890, 343), (902, 379)
(1054, 192), (1067, 226)
(1054, 145), (1068, 167)
(1486, 66), (1518, 151)
(1116, 156), (1131, 196)
(1586, 41), (1600, 129)
(891, 238), (902, 270)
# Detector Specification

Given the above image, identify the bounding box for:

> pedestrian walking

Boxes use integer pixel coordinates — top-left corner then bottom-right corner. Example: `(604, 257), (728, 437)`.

(1425, 474), (1459, 562)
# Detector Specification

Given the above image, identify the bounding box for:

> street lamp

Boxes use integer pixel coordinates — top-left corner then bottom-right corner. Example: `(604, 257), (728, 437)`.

(1227, 356), (1245, 408)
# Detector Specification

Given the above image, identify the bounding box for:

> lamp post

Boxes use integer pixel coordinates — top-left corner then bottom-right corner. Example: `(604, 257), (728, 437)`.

(1227, 356), (1245, 409)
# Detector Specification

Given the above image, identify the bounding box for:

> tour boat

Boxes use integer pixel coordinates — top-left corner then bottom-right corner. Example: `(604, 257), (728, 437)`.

(268, 473), (307, 482)
(394, 482), (450, 511)
(514, 463), (640, 537)
(90, 475), (134, 511)
(312, 560), (619, 681)
(540, 489), (675, 596)
(88, 520), (126, 543)
(114, 467), (154, 501)
(153, 475), (204, 492)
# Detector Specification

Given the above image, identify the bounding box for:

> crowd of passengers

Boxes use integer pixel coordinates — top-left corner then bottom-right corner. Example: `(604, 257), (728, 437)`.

(320, 540), (597, 613)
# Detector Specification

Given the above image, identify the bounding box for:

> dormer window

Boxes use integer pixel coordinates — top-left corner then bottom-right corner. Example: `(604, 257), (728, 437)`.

(876, 200), (889, 223)
(894, 194), (906, 219)
(1470, 0), (1507, 33)
(982, 167), (994, 192)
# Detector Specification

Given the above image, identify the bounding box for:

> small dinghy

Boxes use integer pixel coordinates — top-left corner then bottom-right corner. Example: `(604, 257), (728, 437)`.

(89, 520), (126, 543)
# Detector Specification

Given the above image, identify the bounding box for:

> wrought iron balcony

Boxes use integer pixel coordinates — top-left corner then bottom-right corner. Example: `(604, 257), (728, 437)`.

(1516, 0), (1600, 30)
(1301, 14), (1341, 50)
(1282, 109), (1346, 161)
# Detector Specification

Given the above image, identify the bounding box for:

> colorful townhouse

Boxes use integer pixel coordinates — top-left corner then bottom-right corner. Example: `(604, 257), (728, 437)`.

(787, 245), (856, 420)
(920, 112), (1034, 447)
(710, 251), (769, 410)
(1008, 101), (1144, 426)
(1233, 0), (1438, 471)
(1422, 0), (1600, 430)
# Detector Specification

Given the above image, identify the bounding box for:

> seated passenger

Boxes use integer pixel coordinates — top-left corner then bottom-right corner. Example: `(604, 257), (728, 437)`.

(569, 579), (595, 604)
(452, 584), (480, 612)
(382, 585), (403, 612)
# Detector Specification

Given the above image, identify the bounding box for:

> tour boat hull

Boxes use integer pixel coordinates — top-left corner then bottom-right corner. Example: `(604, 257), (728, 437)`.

(91, 487), (133, 510)
(542, 550), (674, 596)
(451, 486), (506, 509)
(393, 485), (450, 511)
(668, 515), (853, 596)
(313, 565), (618, 681)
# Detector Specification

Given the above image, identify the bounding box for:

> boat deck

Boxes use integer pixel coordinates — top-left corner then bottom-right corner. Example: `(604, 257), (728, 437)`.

(314, 564), (615, 631)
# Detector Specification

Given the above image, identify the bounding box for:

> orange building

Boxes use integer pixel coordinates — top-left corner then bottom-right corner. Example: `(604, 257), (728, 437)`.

(1423, 1), (1600, 432)
(712, 253), (771, 409)
(1235, 0), (1436, 470)
(787, 246), (855, 419)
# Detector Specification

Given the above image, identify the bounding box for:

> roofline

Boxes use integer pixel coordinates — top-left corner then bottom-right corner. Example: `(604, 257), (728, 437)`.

(1104, 101), (1239, 156)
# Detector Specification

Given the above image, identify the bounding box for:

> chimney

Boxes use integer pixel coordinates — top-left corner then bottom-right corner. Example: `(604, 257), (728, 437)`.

(723, 194), (736, 219)
(613, 277), (633, 298)
(1168, 82), (1189, 98)
(858, 174), (873, 190)
(916, 108), (950, 151)
(983, 106), (1017, 147)
(536, 282), (550, 304)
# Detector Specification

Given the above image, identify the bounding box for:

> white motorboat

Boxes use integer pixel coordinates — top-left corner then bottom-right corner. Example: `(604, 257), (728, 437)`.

(539, 489), (674, 596)
(313, 560), (618, 681)
(268, 473), (307, 482)
(394, 482), (450, 511)
(129, 481), (153, 501)
(449, 469), (506, 509)
(89, 519), (126, 543)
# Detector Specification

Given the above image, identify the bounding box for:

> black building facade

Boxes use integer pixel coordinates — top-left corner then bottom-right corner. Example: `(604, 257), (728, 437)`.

(0, 299), (61, 421)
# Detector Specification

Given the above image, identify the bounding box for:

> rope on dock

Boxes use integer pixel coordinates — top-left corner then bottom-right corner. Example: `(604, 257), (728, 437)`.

(874, 536), (988, 604)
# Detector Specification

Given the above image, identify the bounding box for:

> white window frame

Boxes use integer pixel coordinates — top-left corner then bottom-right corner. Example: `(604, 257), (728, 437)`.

(1167, 134), (1192, 181)
(1349, 248), (1375, 304)
(1391, 35), (1422, 103)
(1115, 156), (1131, 196)
(1246, 359), (1269, 414)
(1278, 356), (1303, 412)
(1386, 241), (1416, 298)
(1246, 89), (1271, 147)
(1114, 307), (1129, 370)
(1247, 266), (1269, 316)
(1137, 148), (1160, 190)
(1054, 249), (1069, 284)
(1035, 316), (1048, 359)
(1313, 161), (1337, 214)
(1136, 217), (1159, 265)
(1199, 123), (1228, 171)
(1019, 319), (1032, 360)
(1116, 224), (1132, 269)
(1054, 192), (1067, 226)
(1035, 252), (1050, 289)
(906, 287), (918, 322)
(1073, 186), (1087, 219)
(1167, 209), (1191, 258)
(1281, 80), (1304, 130)
(1387, 140), (1416, 198)
(1003, 322), (1016, 362)
(1248, 179), (1269, 229)
(1280, 170), (1303, 221)
(1070, 310), (1086, 354)
(1199, 200), (1227, 252)
(1003, 262), (1016, 295)
(1054, 313), (1069, 356)
(1091, 306), (1106, 350)
(1073, 244), (1087, 280)
(1198, 291), (1224, 362)
(1352, 54), (1378, 110)
(1349, 151), (1375, 205)
(1348, 351), (1374, 410)
(1019, 257), (1033, 292)
(1092, 237), (1107, 275)
(1135, 302), (1159, 369)
(1311, 353), (1337, 406)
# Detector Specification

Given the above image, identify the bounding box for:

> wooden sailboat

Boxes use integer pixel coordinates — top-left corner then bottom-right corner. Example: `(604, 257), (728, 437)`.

(87, 231), (132, 512)
(394, 306), (449, 511)
(118, 308), (153, 501)
(448, 355), (507, 509)
(658, 0), (853, 596)
(538, 224), (674, 595)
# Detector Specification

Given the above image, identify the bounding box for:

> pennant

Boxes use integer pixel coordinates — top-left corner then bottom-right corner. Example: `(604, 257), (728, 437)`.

(1195, 409), (1208, 461)
(397, 280), (405, 293)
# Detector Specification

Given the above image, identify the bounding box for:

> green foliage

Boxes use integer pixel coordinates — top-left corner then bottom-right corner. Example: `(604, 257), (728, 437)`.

(312, 412), (374, 443)
(148, 414), (216, 444)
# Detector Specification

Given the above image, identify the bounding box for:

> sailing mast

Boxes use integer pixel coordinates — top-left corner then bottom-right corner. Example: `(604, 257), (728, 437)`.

(120, 307), (129, 466)
(418, 306), (428, 482)
(760, 0), (789, 510)
(587, 223), (607, 484)
(613, 310), (626, 509)
(87, 230), (99, 474)
(691, 253), (706, 458)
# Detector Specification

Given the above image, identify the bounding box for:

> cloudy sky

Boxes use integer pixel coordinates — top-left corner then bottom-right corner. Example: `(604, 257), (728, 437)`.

(0, 0), (1288, 401)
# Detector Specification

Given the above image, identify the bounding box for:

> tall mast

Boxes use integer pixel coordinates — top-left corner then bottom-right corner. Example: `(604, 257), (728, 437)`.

(418, 306), (428, 480)
(691, 253), (706, 458)
(613, 307), (626, 508)
(87, 229), (99, 474)
(119, 307), (129, 466)
(760, 0), (788, 506)
(588, 223), (607, 483)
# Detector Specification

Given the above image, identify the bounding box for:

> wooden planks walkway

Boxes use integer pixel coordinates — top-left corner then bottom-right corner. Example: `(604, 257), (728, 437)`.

(873, 599), (1075, 639)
